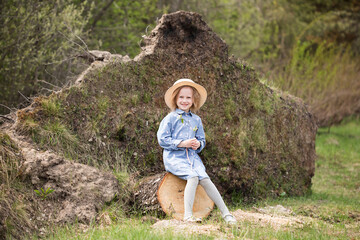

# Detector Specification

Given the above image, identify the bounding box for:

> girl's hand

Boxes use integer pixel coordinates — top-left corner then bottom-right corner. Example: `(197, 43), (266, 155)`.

(191, 139), (200, 150)
(178, 138), (199, 149)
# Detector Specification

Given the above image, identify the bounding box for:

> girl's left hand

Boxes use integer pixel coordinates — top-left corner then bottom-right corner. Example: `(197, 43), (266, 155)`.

(191, 139), (200, 150)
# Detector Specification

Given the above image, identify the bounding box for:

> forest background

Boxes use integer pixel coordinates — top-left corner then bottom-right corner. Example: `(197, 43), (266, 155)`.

(1, 0), (360, 125)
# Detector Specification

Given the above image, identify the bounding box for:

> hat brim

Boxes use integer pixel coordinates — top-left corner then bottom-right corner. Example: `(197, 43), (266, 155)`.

(164, 81), (207, 110)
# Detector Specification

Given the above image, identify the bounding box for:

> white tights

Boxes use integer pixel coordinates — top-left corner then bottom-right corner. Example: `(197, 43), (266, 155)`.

(184, 177), (231, 219)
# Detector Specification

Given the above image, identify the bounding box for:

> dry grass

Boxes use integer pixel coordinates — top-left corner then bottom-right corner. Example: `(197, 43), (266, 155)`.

(270, 41), (360, 126)
(0, 131), (38, 239)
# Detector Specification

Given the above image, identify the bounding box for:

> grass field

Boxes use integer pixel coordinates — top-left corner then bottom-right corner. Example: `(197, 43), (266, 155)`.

(30, 118), (360, 240)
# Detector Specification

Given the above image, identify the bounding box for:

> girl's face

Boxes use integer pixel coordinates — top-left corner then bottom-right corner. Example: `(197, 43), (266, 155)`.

(176, 87), (193, 112)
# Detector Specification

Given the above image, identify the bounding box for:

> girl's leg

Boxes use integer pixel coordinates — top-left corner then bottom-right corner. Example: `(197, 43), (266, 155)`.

(184, 176), (199, 219)
(199, 178), (231, 217)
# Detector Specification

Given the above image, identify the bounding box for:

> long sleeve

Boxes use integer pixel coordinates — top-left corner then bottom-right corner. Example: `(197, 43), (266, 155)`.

(157, 114), (183, 151)
(195, 118), (206, 153)
(158, 109), (210, 181)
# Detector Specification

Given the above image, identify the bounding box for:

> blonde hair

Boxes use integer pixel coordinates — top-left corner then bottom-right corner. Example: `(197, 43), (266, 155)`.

(171, 86), (201, 112)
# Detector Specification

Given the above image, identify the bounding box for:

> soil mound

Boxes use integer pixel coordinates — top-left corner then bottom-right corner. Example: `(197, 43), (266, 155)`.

(14, 10), (317, 200)
(1, 10), (317, 238)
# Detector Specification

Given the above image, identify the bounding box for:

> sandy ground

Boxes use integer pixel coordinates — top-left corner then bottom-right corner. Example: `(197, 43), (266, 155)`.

(151, 205), (311, 239)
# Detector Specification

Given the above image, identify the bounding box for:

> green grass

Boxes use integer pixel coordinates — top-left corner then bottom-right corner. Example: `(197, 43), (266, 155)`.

(30, 118), (360, 240)
(30, 219), (213, 240)
(243, 117), (360, 239)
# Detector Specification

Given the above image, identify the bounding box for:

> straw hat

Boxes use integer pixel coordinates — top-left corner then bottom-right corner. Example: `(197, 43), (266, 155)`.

(164, 79), (207, 110)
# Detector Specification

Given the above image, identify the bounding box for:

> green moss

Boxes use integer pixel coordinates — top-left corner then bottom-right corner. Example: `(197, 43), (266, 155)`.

(144, 151), (157, 166)
(250, 118), (268, 151)
(203, 143), (219, 160)
(20, 118), (81, 160)
(231, 119), (250, 167)
(143, 92), (151, 103)
(218, 166), (230, 182)
(1, 131), (36, 239)
(229, 121), (250, 167)
(84, 118), (100, 138)
(267, 175), (280, 189)
(257, 164), (266, 174)
(11, 48), (316, 203)
(1, 132), (22, 185)
(20, 117), (40, 136)
(97, 96), (110, 113)
(0, 132), (17, 150)
(116, 123), (126, 141)
(249, 84), (262, 110)
(41, 120), (78, 147)
(280, 162), (288, 174)
(41, 97), (62, 117)
(249, 83), (276, 115)
(252, 180), (267, 196)
(224, 98), (236, 120)
(131, 94), (140, 106)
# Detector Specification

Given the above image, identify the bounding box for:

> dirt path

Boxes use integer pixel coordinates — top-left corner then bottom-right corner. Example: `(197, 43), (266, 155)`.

(151, 206), (312, 239)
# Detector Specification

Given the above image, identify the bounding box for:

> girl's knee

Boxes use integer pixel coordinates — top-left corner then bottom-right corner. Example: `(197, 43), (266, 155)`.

(199, 177), (212, 186)
(187, 176), (199, 184)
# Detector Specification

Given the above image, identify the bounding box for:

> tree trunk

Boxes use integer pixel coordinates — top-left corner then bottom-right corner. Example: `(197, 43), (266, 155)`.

(134, 172), (166, 213)
(134, 172), (214, 220)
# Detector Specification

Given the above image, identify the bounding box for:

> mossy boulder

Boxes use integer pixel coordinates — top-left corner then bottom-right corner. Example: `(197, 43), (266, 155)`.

(14, 11), (317, 201)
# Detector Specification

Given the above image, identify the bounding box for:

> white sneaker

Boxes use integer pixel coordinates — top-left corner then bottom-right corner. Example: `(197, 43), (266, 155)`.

(224, 214), (237, 225)
(184, 216), (202, 223)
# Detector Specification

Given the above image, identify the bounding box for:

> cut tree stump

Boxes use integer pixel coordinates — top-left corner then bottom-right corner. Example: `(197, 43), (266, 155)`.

(157, 173), (214, 220)
(134, 172), (214, 220)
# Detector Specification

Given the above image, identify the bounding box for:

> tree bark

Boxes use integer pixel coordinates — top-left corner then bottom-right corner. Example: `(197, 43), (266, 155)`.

(134, 172), (214, 220)
(134, 172), (166, 213)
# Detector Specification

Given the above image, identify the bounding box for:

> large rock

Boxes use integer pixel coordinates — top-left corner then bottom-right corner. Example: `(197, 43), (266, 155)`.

(5, 129), (119, 224)
(15, 11), (317, 203)
(23, 151), (119, 223)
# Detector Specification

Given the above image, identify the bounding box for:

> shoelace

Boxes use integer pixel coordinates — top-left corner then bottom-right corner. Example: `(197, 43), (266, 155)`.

(186, 148), (193, 169)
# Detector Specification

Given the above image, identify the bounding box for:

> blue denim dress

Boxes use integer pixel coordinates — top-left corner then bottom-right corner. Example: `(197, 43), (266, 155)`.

(157, 109), (209, 180)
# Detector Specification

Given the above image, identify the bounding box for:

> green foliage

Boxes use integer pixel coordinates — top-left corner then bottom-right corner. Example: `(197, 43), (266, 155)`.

(15, 118), (359, 239)
(41, 97), (63, 117)
(86, 0), (166, 58)
(275, 40), (360, 108)
(0, 131), (35, 239)
(2, 0), (359, 126)
(0, 132), (21, 186)
(250, 118), (267, 151)
(177, 0), (360, 125)
(177, 0), (304, 62)
(315, 117), (360, 202)
(34, 187), (54, 200)
(41, 121), (78, 147)
(35, 115), (360, 240)
(97, 96), (110, 114)
(249, 83), (276, 115)
(18, 112), (81, 160)
(224, 98), (236, 120)
(131, 94), (140, 106)
(0, 0), (90, 113)
(33, 218), (214, 239)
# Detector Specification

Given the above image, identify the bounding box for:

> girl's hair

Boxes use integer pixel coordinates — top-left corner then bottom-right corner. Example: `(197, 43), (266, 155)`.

(171, 86), (201, 111)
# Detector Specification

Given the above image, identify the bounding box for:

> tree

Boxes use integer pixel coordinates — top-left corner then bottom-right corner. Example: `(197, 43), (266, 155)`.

(0, 0), (90, 113)
(85, 0), (166, 57)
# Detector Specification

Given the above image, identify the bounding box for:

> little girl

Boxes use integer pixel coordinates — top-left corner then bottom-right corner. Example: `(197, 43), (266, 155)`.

(157, 79), (237, 224)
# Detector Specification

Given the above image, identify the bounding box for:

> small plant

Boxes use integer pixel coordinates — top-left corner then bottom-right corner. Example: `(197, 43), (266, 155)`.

(34, 187), (54, 200)
(41, 97), (62, 117)
(131, 94), (139, 106)
(178, 114), (184, 123)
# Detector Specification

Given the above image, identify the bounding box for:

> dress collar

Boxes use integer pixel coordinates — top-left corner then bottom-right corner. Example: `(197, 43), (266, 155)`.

(175, 108), (192, 116)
